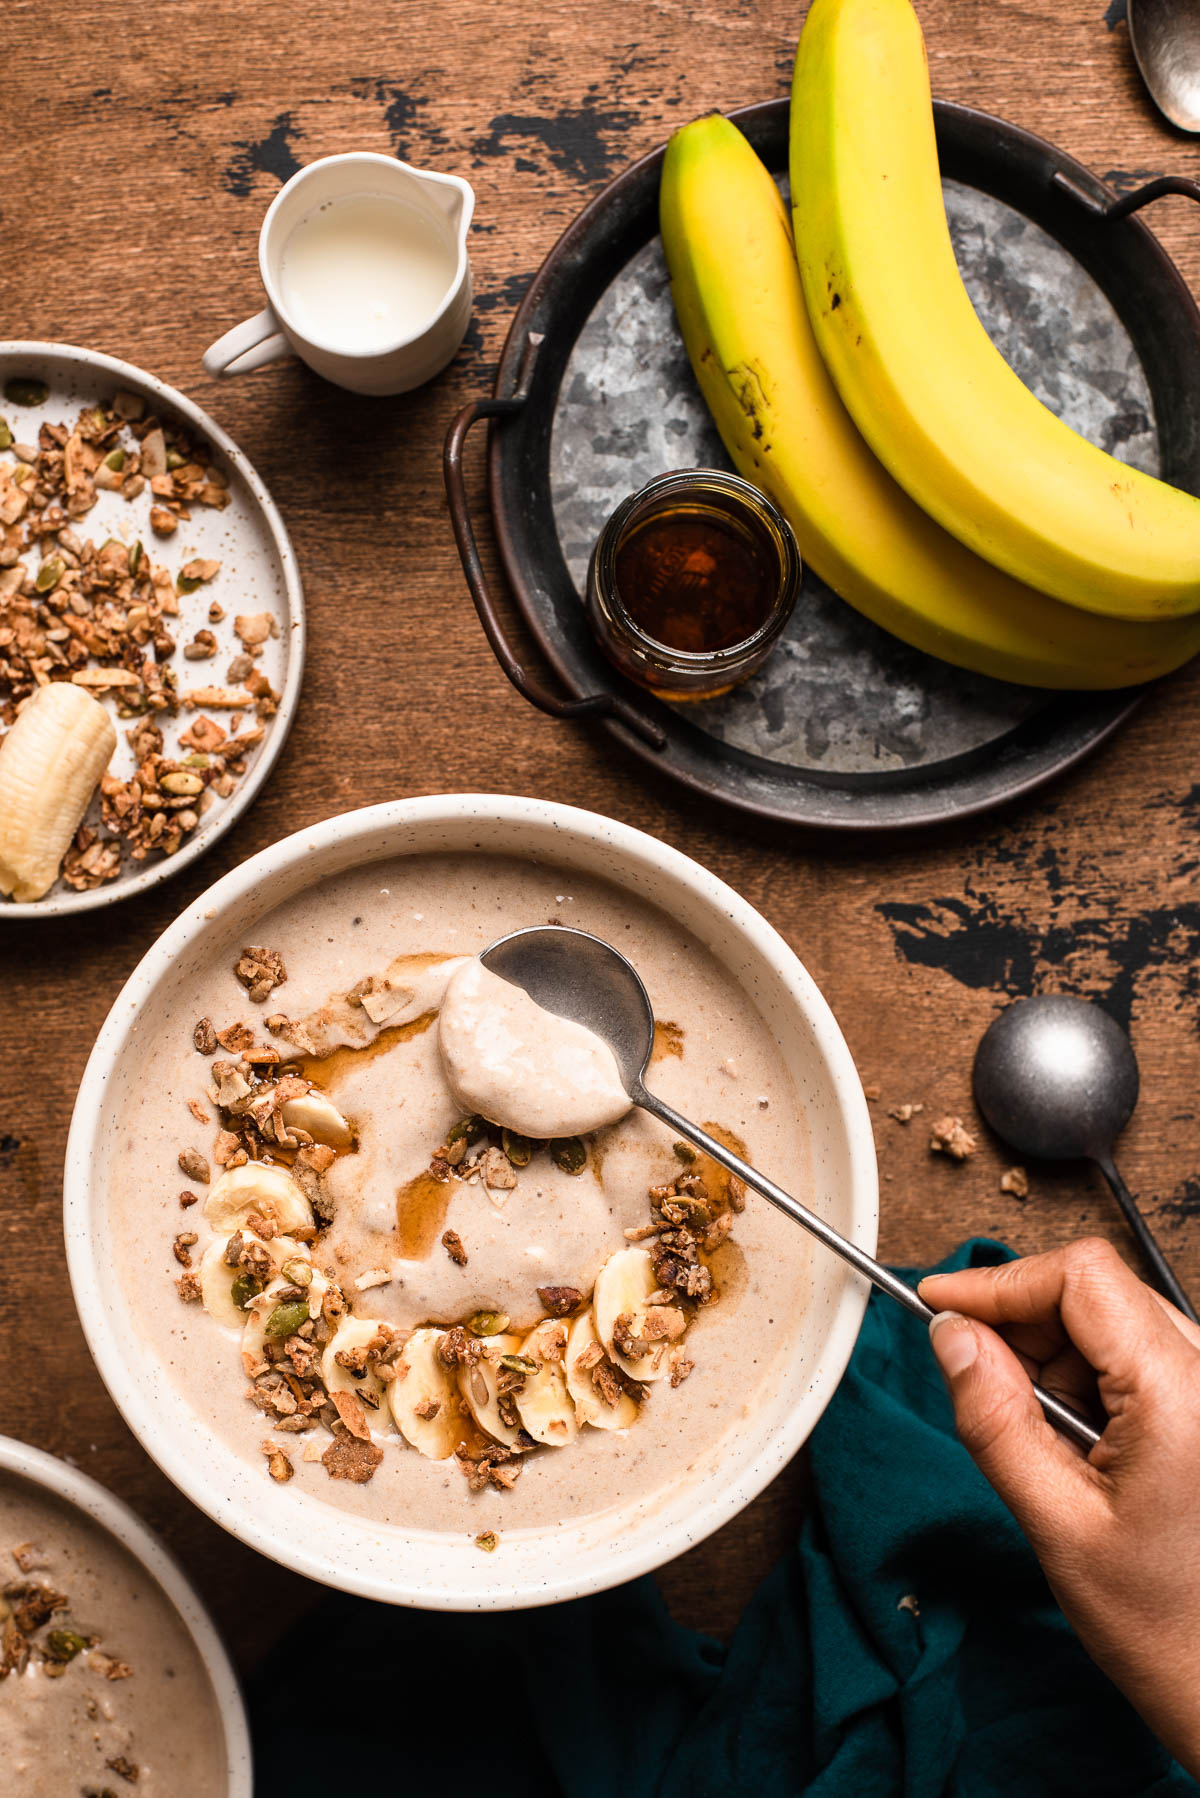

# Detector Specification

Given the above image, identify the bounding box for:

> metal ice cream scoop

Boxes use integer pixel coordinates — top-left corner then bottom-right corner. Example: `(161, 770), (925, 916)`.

(973, 993), (1196, 1323)
(481, 926), (1101, 1451)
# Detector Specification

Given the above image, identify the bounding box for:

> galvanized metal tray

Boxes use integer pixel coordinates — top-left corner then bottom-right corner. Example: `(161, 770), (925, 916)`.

(445, 99), (1200, 832)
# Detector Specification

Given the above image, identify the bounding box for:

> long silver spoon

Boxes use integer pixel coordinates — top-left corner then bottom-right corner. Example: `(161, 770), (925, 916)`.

(973, 994), (1196, 1323)
(1127, 0), (1200, 134)
(481, 925), (1101, 1452)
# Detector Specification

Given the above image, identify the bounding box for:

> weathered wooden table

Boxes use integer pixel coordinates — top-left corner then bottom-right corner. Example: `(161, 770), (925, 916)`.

(3, 0), (1199, 1665)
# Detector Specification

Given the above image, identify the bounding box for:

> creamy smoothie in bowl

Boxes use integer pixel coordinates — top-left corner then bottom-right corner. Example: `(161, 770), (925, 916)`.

(0, 1440), (249, 1796)
(66, 798), (876, 1608)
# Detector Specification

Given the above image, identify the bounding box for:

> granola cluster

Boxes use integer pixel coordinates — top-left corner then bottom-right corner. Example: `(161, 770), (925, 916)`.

(0, 386), (280, 891)
(428, 1114), (589, 1200)
(1, 1538), (137, 1787)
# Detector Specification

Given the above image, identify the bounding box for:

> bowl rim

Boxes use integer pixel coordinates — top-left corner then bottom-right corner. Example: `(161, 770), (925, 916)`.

(64, 792), (878, 1610)
(0, 1433), (252, 1795)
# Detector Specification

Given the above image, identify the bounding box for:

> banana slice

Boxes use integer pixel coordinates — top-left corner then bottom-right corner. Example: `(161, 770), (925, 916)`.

(200, 1231), (307, 1329)
(240, 1276), (289, 1371)
(592, 1246), (670, 1382)
(458, 1332), (524, 1447)
(0, 682), (117, 902)
(321, 1315), (392, 1430)
(388, 1327), (460, 1459)
(513, 1318), (578, 1448)
(203, 1162), (313, 1234)
(280, 1090), (354, 1149)
(565, 1311), (640, 1430)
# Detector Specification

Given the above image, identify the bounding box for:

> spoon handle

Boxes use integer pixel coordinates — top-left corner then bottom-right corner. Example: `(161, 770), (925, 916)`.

(636, 1086), (1101, 1453)
(1094, 1153), (1198, 1324)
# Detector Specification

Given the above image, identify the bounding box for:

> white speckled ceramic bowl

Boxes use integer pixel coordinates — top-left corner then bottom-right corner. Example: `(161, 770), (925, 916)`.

(0, 1435), (252, 1795)
(0, 341), (305, 918)
(65, 795), (877, 1610)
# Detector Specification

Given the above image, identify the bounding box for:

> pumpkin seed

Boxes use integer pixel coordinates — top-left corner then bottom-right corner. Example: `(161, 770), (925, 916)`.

(499, 1354), (537, 1374)
(230, 1272), (263, 1310)
(672, 1140), (697, 1163)
(0, 420), (11, 450)
(467, 1309), (509, 1337)
(280, 1257), (312, 1287)
(166, 448), (185, 470)
(447, 1115), (487, 1146)
(550, 1136), (586, 1175)
(264, 1299), (309, 1339)
(474, 1530), (499, 1552)
(128, 540), (143, 576)
(3, 378), (48, 407)
(35, 558), (64, 592)
(501, 1128), (532, 1167)
(43, 1628), (89, 1662)
(160, 770), (204, 796)
(103, 448), (126, 472)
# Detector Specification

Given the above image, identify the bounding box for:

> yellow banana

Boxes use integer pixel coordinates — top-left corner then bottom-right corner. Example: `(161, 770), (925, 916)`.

(0, 681), (116, 902)
(659, 114), (1200, 688)
(790, 0), (1200, 621)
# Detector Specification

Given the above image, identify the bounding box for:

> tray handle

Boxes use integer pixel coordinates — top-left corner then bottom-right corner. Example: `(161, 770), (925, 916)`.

(1052, 168), (1200, 220)
(443, 333), (666, 750)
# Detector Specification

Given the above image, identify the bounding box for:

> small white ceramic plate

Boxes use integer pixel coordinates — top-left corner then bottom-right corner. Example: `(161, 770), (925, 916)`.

(0, 341), (305, 919)
(0, 1434), (252, 1796)
(65, 794), (878, 1612)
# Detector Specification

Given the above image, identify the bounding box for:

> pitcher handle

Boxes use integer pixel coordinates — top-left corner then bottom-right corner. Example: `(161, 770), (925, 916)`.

(202, 308), (290, 379)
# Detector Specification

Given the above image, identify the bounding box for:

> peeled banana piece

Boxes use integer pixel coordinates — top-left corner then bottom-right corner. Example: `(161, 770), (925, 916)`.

(388, 1326), (460, 1459)
(592, 1247), (670, 1383)
(199, 1230), (298, 1330)
(203, 1163), (314, 1235)
(660, 113), (1200, 687)
(0, 682), (117, 901)
(279, 1090), (354, 1149)
(321, 1315), (392, 1428)
(514, 1319), (578, 1447)
(458, 1332), (526, 1447)
(565, 1311), (640, 1430)
(791, 0), (1200, 620)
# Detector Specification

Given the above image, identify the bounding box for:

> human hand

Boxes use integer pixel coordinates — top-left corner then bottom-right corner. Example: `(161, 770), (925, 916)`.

(918, 1240), (1200, 1775)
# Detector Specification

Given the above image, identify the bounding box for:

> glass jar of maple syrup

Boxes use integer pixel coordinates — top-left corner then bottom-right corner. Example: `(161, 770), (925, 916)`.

(585, 469), (801, 702)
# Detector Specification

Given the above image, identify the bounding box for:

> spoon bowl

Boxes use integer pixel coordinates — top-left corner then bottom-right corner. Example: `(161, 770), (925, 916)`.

(972, 994), (1138, 1164)
(1128, 0), (1200, 134)
(481, 923), (655, 1096)
(973, 994), (1195, 1322)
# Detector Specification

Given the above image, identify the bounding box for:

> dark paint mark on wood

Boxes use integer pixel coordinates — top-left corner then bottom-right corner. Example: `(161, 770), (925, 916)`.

(1104, 0), (1128, 28)
(224, 112), (302, 197)
(1163, 1175), (1200, 1220)
(470, 91), (640, 184)
(879, 891), (1200, 1031)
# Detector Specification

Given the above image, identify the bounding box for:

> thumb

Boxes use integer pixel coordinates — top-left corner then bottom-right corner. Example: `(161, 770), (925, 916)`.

(929, 1311), (1090, 1538)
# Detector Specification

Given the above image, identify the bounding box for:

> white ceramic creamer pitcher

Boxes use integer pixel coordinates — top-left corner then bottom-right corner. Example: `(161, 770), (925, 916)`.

(202, 151), (474, 397)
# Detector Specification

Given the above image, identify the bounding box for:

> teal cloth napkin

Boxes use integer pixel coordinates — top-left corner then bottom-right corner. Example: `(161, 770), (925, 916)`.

(252, 1239), (1198, 1795)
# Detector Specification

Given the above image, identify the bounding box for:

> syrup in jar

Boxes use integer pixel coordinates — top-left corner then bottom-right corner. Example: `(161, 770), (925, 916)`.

(614, 506), (777, 654)
(586, 470), (801, 702)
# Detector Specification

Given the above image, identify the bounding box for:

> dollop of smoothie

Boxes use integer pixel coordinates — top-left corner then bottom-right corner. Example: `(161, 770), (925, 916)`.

(438, 957), (631, 1137)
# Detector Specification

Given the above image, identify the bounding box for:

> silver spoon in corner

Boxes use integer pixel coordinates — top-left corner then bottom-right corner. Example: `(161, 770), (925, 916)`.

(1127, 0), (1200, 134)
(481, 925), (1101, 1453)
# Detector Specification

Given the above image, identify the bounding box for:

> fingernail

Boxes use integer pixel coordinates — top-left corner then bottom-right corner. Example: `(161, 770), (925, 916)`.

(929, 1311), (978, 1378)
